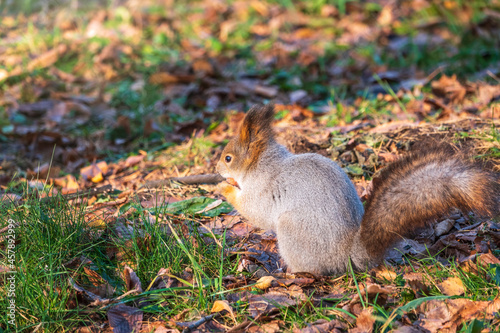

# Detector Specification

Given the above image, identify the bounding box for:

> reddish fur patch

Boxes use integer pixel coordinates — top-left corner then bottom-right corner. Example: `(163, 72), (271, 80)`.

(238, 103), (275, 169)
(218, 182), (240, 210)
(360, 146), (500, 262)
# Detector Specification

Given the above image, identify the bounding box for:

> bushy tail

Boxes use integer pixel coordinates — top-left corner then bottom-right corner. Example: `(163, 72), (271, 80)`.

(359, 147), (500, 260)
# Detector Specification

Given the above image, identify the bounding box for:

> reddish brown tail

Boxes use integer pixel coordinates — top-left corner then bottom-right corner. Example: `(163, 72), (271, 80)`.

(360, 147), (500, 260)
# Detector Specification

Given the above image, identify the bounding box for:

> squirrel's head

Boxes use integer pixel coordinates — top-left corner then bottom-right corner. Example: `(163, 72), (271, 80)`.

(217, 103), (275, 181)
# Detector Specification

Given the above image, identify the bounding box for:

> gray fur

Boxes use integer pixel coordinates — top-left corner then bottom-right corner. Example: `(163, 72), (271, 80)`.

(235, 142), (365, 274)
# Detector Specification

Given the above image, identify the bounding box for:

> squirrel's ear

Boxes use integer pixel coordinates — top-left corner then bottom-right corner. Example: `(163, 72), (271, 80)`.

(239, 103), (275, 145)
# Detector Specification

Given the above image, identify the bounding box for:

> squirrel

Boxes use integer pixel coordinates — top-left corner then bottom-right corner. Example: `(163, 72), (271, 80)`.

(216, 104), (500, 275)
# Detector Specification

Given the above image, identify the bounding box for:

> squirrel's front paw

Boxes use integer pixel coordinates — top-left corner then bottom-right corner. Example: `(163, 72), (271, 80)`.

(217, 181), (240, 207)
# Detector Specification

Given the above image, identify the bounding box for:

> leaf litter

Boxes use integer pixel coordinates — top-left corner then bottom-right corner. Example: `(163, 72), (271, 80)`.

(1, 0), (500, 332)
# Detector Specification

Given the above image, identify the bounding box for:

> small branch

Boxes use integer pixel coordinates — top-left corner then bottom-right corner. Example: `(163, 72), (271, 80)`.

(50, 185), (113, 201)
(458, 221), (482, 231)
(180, 313), (219, 333)
(141, 174), (225, 189)
(226, 320), (252, 333)
(9, 185), (113, 207)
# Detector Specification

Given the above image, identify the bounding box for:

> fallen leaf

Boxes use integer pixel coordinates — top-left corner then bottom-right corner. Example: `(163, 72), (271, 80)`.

(124, 265), (143, 292)
(0, 193), (22, 204)
(254, 276), (276, 290)
(431, 74), (466, 103)
(163, 196), (233, 217)
(294, 319), (346, 333)
(80, 161), (108, 182)
(434, 218), (455, 237)
(374, 267), (398, 281)
(87, 218), (106, 229)
(276, 277), (315, 287)
(403, 272), (429, 296)
(248, 289), (306, 318)
(416, 298), (500, 332)
(247, 321), (282, 333)
(477, 252), (500, 266)
(107, 304), (143, 333)
(350, 283), (396, 305)
(125, 154), (145, 167)
(195, 199), (223, 214)
(437, 277), (465, 296)
(211, 300), (236, 323)
(27, 44), (68, 72)
(192, 59), (213, 75)
(350, 307), (375, 333)
(91, 172), (103, 183)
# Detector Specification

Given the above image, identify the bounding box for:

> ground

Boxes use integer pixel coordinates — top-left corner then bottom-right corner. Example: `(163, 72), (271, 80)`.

(1, 0), (500, 332)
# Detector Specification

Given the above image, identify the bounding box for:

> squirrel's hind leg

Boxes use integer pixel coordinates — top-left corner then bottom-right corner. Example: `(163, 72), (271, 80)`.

(276, 212), (338, 275)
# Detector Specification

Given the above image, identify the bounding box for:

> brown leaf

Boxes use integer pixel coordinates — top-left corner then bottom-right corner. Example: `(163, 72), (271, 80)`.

(247, 320), (282, 333)
(377, 5), (393, 26)
(392, 327), (423, 333)
(276, 277), (315, 287)
(433, 218), (455, 237)
(477, 252), (500, 266)
(239, 80), (278, 98)
(416, 298), (500, 331)
(123, 265), (143, 292)
(80, 161), (108, 182)
(150, 72), (179, 85)
(248, 289), (306, 318)
(27, 44), (68, 72)
(350, 308), (375, 333)
(150, 268), (180, 290)
(107, 304), (143, 333)
(150, 72), (194, 85)
(83, 266), (106, 286)
(403, 272), (429, 296)
(18, 100), (55, 117)
(124, 154), (145, 168)
(192, 59), (213, 75)
(46, 102), (68, 124)
(350, 283), (396, 305)
(294, 319), (346, 333)
(437, 277), (465, 296)
(431, 74), (466, 103)
(0, 193), (22, 204)
(254, 276), (276, 290)
(476, 83), (500, 106)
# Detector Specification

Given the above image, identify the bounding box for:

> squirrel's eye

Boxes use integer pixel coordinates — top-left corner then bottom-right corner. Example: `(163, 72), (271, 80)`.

(225, 155), (232, 163)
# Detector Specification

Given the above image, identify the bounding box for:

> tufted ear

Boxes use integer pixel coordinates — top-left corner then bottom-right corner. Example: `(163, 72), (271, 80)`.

(238, 103), (275, 146)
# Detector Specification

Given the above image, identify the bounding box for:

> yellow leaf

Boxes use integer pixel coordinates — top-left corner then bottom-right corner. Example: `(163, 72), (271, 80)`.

(254, 276), (276, 290)
(91, 172), (103, 183)
(374, 267), (398, 281)
(88, 218), (106, 228)
(210, 300), (236, 323)
(0, 69), (8, 81)
(438, 277), (465, 296)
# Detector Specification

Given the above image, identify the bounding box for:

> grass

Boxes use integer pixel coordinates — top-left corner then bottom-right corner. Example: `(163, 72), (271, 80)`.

(0, 189), (244, 331)
(2, 186), (500, 331)
(1, 0), (499, 151)
(1, 0), (500, 331)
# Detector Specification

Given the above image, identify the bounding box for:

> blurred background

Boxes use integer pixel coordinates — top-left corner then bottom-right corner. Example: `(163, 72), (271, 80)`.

(1, 0), (499, 182)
